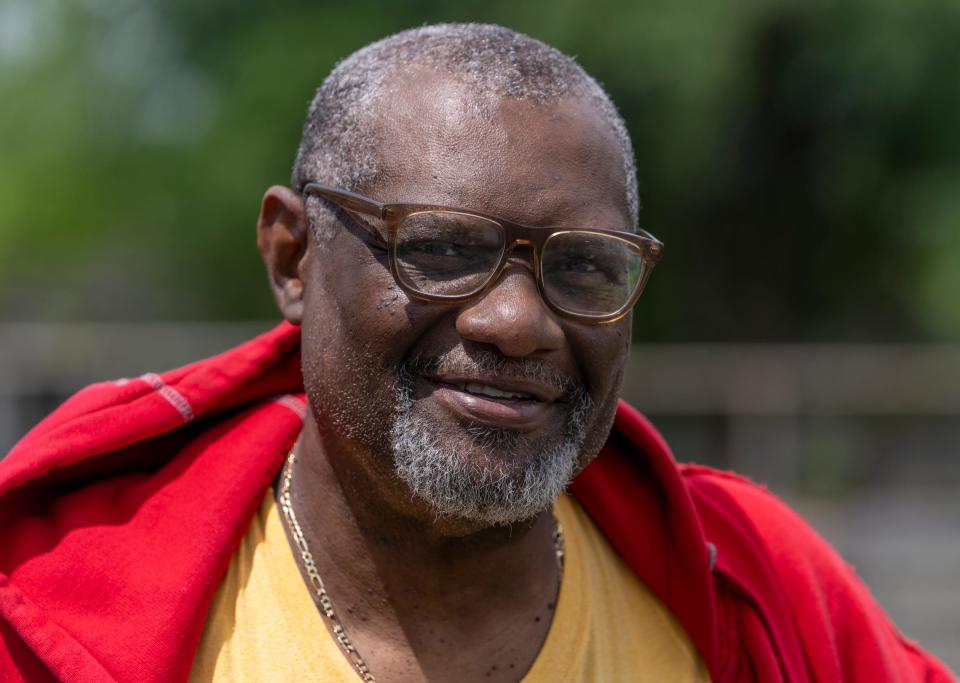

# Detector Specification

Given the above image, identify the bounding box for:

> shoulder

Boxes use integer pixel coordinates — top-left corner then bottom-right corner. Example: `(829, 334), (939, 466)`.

(679, 462), (881, 624)
(679, 464), (821, 550)
(678, 464), (955, 682)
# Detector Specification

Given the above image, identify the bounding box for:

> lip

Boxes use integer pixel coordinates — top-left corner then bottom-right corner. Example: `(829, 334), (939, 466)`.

(421, 374), (562, 430)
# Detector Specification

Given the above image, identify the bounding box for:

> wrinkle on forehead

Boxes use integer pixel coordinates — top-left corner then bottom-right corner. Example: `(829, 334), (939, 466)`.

(369, 73), (631, 230)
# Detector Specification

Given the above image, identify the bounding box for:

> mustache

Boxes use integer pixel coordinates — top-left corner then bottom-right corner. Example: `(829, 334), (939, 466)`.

(400, 349), (582, 400)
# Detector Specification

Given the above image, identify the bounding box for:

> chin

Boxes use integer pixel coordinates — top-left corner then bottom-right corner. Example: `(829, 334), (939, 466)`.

(390, 377), (593, 526)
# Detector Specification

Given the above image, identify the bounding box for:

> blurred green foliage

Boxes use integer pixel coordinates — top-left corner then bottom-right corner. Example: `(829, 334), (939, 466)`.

(1, 0), (958, 341)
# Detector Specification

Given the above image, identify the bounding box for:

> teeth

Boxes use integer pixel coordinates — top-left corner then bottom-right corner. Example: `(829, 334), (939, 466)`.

(462, 382), (532, 400)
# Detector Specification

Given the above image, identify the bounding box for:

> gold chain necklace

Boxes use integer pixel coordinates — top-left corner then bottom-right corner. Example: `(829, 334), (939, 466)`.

(278, 449), (565, 683)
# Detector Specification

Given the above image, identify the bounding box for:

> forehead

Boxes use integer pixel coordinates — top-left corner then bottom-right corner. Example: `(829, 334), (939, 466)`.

(365, 70), (631, 230)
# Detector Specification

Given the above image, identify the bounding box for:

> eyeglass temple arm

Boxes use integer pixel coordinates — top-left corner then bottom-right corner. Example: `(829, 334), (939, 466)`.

(301, 182), (386, 219)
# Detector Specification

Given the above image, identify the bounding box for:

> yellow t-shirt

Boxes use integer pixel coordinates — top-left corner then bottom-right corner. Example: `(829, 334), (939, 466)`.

(189, 490), (710, 682)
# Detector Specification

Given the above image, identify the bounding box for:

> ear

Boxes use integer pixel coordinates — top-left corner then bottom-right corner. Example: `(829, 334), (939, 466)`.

(257, 185), (309, 325)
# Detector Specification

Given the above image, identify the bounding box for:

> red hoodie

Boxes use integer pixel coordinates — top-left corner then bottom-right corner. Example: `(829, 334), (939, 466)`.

(0, 323), (952, 682)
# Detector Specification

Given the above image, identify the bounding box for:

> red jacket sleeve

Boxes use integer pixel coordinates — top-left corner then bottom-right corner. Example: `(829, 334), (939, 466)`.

(691, 468), (955, 682)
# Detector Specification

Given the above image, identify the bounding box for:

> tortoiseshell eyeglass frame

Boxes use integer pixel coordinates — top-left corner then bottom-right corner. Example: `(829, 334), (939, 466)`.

(300, 181), (664, 324)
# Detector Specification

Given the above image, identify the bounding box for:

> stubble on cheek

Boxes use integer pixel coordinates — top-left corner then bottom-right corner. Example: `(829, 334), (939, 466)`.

(574, 331), (630, 470)
(299, 250), (411, 453)
(300, 300), (403, 455)
(302, 346), (394, 453)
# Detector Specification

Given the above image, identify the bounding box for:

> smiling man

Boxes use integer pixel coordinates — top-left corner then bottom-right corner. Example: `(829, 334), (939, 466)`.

(0, 23), (953, 683)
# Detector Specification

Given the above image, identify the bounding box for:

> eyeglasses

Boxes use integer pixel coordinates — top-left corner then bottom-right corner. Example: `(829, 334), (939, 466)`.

(300, 182), (664, 324)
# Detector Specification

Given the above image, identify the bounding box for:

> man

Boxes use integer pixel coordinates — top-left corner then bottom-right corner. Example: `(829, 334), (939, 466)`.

(0, 23), (952, 683)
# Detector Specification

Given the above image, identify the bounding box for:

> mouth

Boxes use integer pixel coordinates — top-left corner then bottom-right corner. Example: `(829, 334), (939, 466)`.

(420, 374), (563, 430)
(460, 383), (534, 400)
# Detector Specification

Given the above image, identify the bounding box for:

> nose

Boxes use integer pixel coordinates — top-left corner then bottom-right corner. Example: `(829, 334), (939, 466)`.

(455, 263), (565, 357)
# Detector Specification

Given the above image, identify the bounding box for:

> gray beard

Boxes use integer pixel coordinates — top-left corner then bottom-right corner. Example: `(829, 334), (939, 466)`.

(390, 362), (592, 526)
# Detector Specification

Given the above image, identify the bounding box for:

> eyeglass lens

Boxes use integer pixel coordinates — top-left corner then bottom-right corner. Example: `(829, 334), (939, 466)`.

(394, 212), (505, 296)
(541, 231), (643, 316)
(393, 211), (644, 316)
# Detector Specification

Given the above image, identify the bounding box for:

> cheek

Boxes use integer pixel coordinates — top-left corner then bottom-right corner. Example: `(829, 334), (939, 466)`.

(299, 243), (449, 447)
(299, 249), (410, 446)
(333, 249), (413, 333)
(576, 323), (631, 458)
(582, 323), (631, 398)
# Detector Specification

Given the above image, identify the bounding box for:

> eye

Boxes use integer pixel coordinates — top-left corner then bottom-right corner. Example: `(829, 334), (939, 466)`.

(549, 254), (626, 288)
(411, 240), (460, 257)
(559, 257), (599, 273)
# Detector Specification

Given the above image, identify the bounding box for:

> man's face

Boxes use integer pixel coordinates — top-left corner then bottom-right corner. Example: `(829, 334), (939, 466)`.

(298, 73), (633, 526)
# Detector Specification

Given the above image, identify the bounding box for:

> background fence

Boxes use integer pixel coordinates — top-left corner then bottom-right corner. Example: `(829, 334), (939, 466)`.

(1, 322), (957, 670)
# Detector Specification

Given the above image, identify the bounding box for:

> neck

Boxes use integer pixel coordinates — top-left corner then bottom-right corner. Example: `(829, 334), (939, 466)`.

(280, 413), (562, 682)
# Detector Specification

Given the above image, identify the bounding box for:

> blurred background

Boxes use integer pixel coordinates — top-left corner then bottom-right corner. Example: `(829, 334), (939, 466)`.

(1, 0), (958, 670)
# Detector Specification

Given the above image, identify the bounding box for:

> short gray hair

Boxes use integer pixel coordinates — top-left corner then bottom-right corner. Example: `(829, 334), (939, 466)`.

(292, 23), (639, 225)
